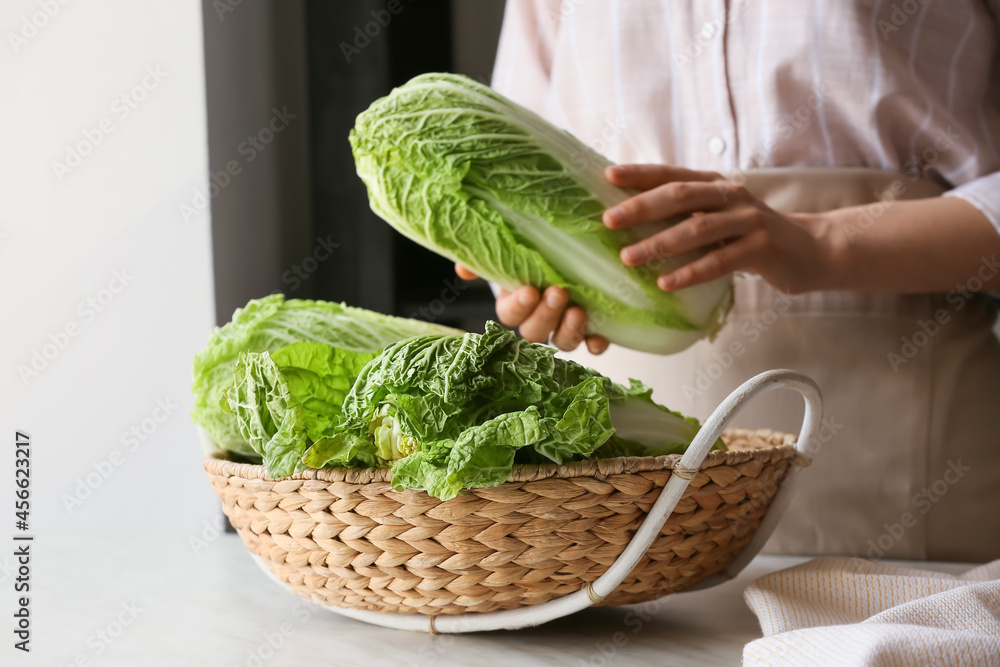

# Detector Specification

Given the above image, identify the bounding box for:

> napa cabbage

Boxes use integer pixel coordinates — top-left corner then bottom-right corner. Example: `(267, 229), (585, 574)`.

(350, 73), (733, 354)
(284, 322), (724, 499)
(191, 294), (460, 457)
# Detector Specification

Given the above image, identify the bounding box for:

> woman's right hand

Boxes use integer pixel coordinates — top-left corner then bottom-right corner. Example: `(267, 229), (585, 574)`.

(455, 264), (610, 354)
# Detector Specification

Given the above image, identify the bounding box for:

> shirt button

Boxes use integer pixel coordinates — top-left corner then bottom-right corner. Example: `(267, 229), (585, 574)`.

(708, 136), (726, 156)
(699, 22), (717, 40)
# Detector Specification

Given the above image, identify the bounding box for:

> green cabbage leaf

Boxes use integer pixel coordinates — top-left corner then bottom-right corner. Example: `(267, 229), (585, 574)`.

(350, 73), (733, 354)
(295, 322), (724, 500)
(223, 342), (377, 477)
(191, 294), (460, 457)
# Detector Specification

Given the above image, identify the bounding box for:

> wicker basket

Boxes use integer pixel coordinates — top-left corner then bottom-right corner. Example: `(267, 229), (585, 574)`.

(205, 425), (807, 616)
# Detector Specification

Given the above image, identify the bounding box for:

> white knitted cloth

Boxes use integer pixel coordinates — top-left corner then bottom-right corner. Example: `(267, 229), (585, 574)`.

(743, 557), (1000, 666)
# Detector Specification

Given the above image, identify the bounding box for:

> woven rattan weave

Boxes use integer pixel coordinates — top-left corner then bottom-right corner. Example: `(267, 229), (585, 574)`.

(205, 428), (802, 616)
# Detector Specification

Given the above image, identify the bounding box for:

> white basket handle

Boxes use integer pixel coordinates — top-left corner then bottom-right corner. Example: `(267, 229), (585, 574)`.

(274, 369), (823, 633)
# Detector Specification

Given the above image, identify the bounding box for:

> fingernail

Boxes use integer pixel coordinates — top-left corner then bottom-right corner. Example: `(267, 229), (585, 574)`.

(604, 207), (622, 226)
(622, 245), (646, 265)
(607, 165), (622, 179)
(517, 289), (537, 306)
(546, 288), (567, 308)
(659, 273), (678, 290)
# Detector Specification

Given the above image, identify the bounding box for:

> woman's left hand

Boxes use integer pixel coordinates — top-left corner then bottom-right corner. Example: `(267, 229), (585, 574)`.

(603, 164), (837, 294)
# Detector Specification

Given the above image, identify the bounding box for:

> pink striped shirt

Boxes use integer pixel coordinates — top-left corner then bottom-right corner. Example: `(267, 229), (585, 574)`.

(491, 0), (1000, 232)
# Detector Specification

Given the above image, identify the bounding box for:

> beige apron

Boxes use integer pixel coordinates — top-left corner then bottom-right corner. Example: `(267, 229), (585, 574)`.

(563, 168), (1000, 562)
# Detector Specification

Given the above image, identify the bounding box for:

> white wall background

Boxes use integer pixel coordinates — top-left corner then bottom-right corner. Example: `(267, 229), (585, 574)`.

(0, 0), (218, 538)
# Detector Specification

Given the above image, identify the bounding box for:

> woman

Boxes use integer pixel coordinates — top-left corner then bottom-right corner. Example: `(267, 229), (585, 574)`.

(458, 0), (1000, 561)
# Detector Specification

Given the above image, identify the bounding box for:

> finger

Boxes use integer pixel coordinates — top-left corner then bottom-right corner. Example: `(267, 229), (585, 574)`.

(620, 210), (753, 267)
(455, 263), (479, 281)
(658, 234), (765, 291)
(496, 286), (541, 328)
(585, 335), (610, 355)
(605, 164), (721, 189)
(518, 286), (569, 343)
(604, 181), (748, 229)
(550, 305), (588, 351)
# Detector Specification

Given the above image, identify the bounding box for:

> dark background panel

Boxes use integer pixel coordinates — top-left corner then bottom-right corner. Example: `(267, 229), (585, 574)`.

(204, 0), (506, 331)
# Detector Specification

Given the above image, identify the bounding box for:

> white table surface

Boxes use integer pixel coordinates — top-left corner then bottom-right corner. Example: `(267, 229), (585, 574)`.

(26, 529), (974, 667)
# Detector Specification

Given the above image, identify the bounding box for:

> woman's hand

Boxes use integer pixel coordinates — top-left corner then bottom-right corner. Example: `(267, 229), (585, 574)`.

(456, 163), (837, 352)
(604, 164), (836, 294)
(454, 264), (610, 354)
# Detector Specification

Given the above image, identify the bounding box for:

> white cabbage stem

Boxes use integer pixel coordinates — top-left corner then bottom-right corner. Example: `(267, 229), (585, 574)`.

(368, 404), (419, 461)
